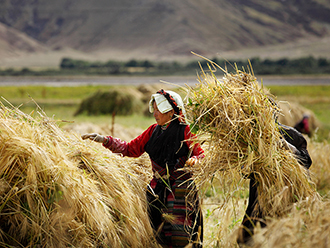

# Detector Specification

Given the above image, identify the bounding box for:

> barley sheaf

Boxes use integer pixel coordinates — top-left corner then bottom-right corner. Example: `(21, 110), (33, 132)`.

(0, 101), (158, 248)
(184, 58), (320, 218)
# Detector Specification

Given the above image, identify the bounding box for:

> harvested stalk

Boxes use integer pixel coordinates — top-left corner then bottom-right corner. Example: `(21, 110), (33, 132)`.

(0, 100), (157, 248)
(185, 61), (320, 217)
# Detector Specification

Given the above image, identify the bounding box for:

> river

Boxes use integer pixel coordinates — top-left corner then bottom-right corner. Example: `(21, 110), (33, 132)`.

(0, 75), (330, 86)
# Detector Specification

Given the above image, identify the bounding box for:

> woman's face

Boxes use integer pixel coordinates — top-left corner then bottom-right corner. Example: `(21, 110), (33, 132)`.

(153, 101), (174, 126)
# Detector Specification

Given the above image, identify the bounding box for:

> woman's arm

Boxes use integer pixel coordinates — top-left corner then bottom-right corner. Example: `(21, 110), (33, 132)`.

(103, 124), (156, 157)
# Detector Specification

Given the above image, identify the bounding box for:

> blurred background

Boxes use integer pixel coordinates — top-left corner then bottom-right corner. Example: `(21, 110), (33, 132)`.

(0, 0), (330, 70)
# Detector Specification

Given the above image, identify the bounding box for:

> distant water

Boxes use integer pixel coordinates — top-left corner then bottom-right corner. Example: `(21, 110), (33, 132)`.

(0, 75), (329, 86)
(258, 76), (330, 85)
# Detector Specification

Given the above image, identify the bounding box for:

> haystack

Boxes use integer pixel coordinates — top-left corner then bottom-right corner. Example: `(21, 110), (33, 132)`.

(251, 197), (330, 248)
(0, 101), (156, 247)
(184, 61), (320, 217)
(308, 140), (330, 194)
(277, 101), (320, 133)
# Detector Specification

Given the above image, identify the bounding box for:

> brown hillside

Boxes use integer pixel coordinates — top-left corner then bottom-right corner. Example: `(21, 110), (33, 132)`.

(0, 22), (47, 58)
(1, 0), (330, 67)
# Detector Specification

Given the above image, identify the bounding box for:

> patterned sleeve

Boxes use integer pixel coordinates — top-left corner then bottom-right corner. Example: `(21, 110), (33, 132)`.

(184, 125), (205, 159)
(103, 124), (156, 157)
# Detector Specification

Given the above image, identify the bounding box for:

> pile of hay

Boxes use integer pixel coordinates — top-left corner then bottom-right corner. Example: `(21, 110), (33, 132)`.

(277, 101), (320, 134)
(184, 62), (320, 217)
(0, 101), (156, 247)
(74, 89), (144, 116)
(74, 83), (175, 117)
(309, 140), (330, 195)
(251, 197), (330, 248)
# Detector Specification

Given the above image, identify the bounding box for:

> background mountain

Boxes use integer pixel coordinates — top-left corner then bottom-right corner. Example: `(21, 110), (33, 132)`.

(1, 0), (330, 68)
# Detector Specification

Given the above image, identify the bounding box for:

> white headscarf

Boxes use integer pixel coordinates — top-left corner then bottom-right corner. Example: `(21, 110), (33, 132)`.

(149, 90), (187, 123)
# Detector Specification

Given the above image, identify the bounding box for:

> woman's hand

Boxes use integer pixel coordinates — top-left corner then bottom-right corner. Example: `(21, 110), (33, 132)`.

(81, 133), (106, 143)
(185, 157), (198, 167)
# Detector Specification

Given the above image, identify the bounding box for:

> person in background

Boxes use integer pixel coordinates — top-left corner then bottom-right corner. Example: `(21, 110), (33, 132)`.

(237, 102), (312, 246)
(294, 114), (311, 136)
(82, 89), (205, 248)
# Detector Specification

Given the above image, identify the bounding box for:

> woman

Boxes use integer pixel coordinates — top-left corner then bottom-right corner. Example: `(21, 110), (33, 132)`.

(82, 89), (204, 248)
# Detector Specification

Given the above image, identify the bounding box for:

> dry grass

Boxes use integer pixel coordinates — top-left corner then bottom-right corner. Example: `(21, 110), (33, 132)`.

(184, 60), (320, 219)
(309, 139), (330, 197)
(249, 197), (330, 248)
(179, 58), (330, 247)
(0, 100), (157, 247)
(277, 101), (320, 133)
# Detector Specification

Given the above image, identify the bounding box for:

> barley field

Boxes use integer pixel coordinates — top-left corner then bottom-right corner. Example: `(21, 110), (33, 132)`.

(0, 71), (330, 247)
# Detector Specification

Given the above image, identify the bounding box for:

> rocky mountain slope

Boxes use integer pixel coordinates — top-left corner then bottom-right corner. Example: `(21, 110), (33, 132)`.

(1, 0), (330, 68)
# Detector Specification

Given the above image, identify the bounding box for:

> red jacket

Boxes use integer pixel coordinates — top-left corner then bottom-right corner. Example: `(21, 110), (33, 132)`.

(103, 123), (204, 160)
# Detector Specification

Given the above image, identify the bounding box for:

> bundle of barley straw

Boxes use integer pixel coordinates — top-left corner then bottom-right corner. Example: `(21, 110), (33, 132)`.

(0, 100), (157, 247)
(185, 60), (320, 217)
